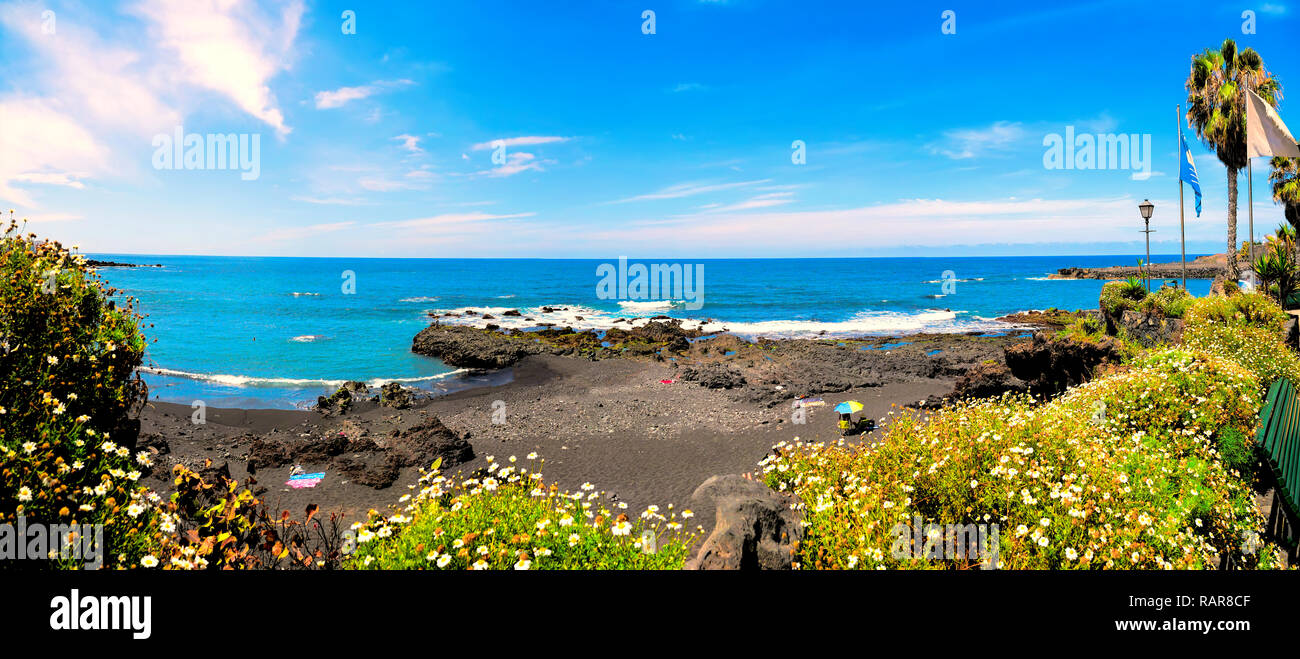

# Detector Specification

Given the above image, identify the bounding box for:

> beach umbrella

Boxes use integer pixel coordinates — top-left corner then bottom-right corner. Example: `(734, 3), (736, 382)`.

(834, 401), (863, 414)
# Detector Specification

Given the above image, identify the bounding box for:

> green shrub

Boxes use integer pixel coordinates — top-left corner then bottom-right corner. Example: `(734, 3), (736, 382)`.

(1217, 427), (1253, 474)
(345, 455), (695, 569)
(1137, 286), (1194, 318)
(761, 348), (1273, 569)
(1100, 279), (1148, 315)
(1184, 292), (1288, 333)
(1059, 315), (1104, 341)
(1, 217), (161, 567)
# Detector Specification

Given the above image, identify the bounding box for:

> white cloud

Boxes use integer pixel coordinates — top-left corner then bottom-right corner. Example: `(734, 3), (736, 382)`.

(670, 82), (706, 93)
(610, 179), (770, 203)
(372, 211), (535, 230)
(290, 195), (370, 206)
(0, 7), (180, 136)
(0, 0), (305, 206)
(315, 85), (377, 109)
(314, 79), (414, 109)
(700, 191), (795, 213)
(132, 0), (303, 136)
(470, 136), (570, 151)
(0, 99), (110, 207)
(393, 134), (424, 154)
(930, 121), (1025, 159)
(13, 172), (87, 189)
(481, 152), (543, 177)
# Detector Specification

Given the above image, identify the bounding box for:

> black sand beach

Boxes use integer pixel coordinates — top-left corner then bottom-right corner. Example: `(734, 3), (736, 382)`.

(137, 329), (1035, 536)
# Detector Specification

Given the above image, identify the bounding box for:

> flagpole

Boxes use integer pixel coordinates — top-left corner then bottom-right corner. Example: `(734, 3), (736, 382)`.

(1249, 162), (1255, 266)
(1178, 105), (1187, 290)
(1247, 88), (1255, 269)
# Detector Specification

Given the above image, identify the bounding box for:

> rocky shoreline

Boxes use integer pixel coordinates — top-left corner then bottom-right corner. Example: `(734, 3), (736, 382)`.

(1049, 253), (1226, 280)
(84, 258), (164, 268)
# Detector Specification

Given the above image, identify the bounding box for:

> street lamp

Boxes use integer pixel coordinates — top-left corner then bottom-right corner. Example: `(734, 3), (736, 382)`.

(1138, 200), (1155, 292)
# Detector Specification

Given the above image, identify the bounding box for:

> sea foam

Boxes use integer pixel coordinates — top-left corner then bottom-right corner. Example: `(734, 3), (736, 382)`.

(141, 366), (470, 389)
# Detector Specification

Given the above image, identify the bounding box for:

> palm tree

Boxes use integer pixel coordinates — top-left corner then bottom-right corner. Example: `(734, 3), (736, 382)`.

(1254, 224), (1298, 306)
(1271, 156), (1300, 261)
(1185, 39), (1282, 280)
(1271, 222), (1297, 254)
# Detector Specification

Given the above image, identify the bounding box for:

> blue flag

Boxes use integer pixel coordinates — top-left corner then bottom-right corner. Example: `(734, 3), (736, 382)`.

(1179, 131), (1202, 217)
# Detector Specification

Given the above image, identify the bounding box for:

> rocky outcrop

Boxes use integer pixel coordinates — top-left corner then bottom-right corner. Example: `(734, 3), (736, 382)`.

(679, 363), (747, 389)
(384, 417), (474, 471)
(949, 361), (1027, 400)
(245, 415), (473, 489)
(684, 475), (802, 570)
(602, 319), (704, 345)
(1003, 333), (1124, 397)
(1119, 310), (1184, 347)
(994, 308), (1083, 328)
(315, 381), (368, 416)
(411, 318), (707, 367)
(411, 324), (543, 369)
(632, 320), (703, 343)
(378, 382), (414, 409)
(246, 434), (349, 472)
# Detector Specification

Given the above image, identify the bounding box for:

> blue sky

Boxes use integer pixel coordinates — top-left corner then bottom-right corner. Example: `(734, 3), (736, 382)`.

(1, 0), (1298, 257)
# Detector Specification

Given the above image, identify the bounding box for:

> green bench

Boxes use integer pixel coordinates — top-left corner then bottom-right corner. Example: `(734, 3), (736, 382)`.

(1257, 378), (1300, 559)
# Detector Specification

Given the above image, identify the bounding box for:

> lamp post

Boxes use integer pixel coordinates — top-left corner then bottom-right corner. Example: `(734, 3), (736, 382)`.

(1138, 200), (1155, 292)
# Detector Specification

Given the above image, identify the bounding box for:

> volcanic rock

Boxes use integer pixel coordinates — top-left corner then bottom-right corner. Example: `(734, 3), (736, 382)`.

(685, 475), (802, 570)
(949, 361), (1027, 400)
(680, 363), (747, 389)
(411, 324), (543, 369)
(1004, 333), (1124, 397)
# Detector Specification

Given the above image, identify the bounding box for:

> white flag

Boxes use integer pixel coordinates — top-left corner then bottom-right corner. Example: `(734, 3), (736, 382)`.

(1246, 89), (1300, 158)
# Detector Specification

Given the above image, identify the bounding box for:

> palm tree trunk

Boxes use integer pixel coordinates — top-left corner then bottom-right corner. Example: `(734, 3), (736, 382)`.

(1287, 203), (1300, 265)
(1227, 166), (1240, 280)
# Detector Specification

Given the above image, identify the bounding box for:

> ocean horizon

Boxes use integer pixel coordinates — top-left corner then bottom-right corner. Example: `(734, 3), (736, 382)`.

(94, 253), (1212, 410)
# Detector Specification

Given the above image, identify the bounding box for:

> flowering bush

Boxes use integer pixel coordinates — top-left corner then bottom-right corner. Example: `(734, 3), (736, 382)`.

(761, 348), (1276, 569)
(1184, 322), (1300, 395)
(1184, 292), (1289, 334)
(1, 216), (164, 567)
(345, 455), (695, 569)
(1182, 289), (1299, 394)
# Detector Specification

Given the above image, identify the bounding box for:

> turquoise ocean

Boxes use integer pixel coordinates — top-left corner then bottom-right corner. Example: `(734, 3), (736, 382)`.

(91, 254), (1210, 409)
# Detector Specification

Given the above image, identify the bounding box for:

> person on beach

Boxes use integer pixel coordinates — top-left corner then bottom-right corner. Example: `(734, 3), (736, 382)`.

(838, 413), (853, 435)
(857, 416), (875, 433)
